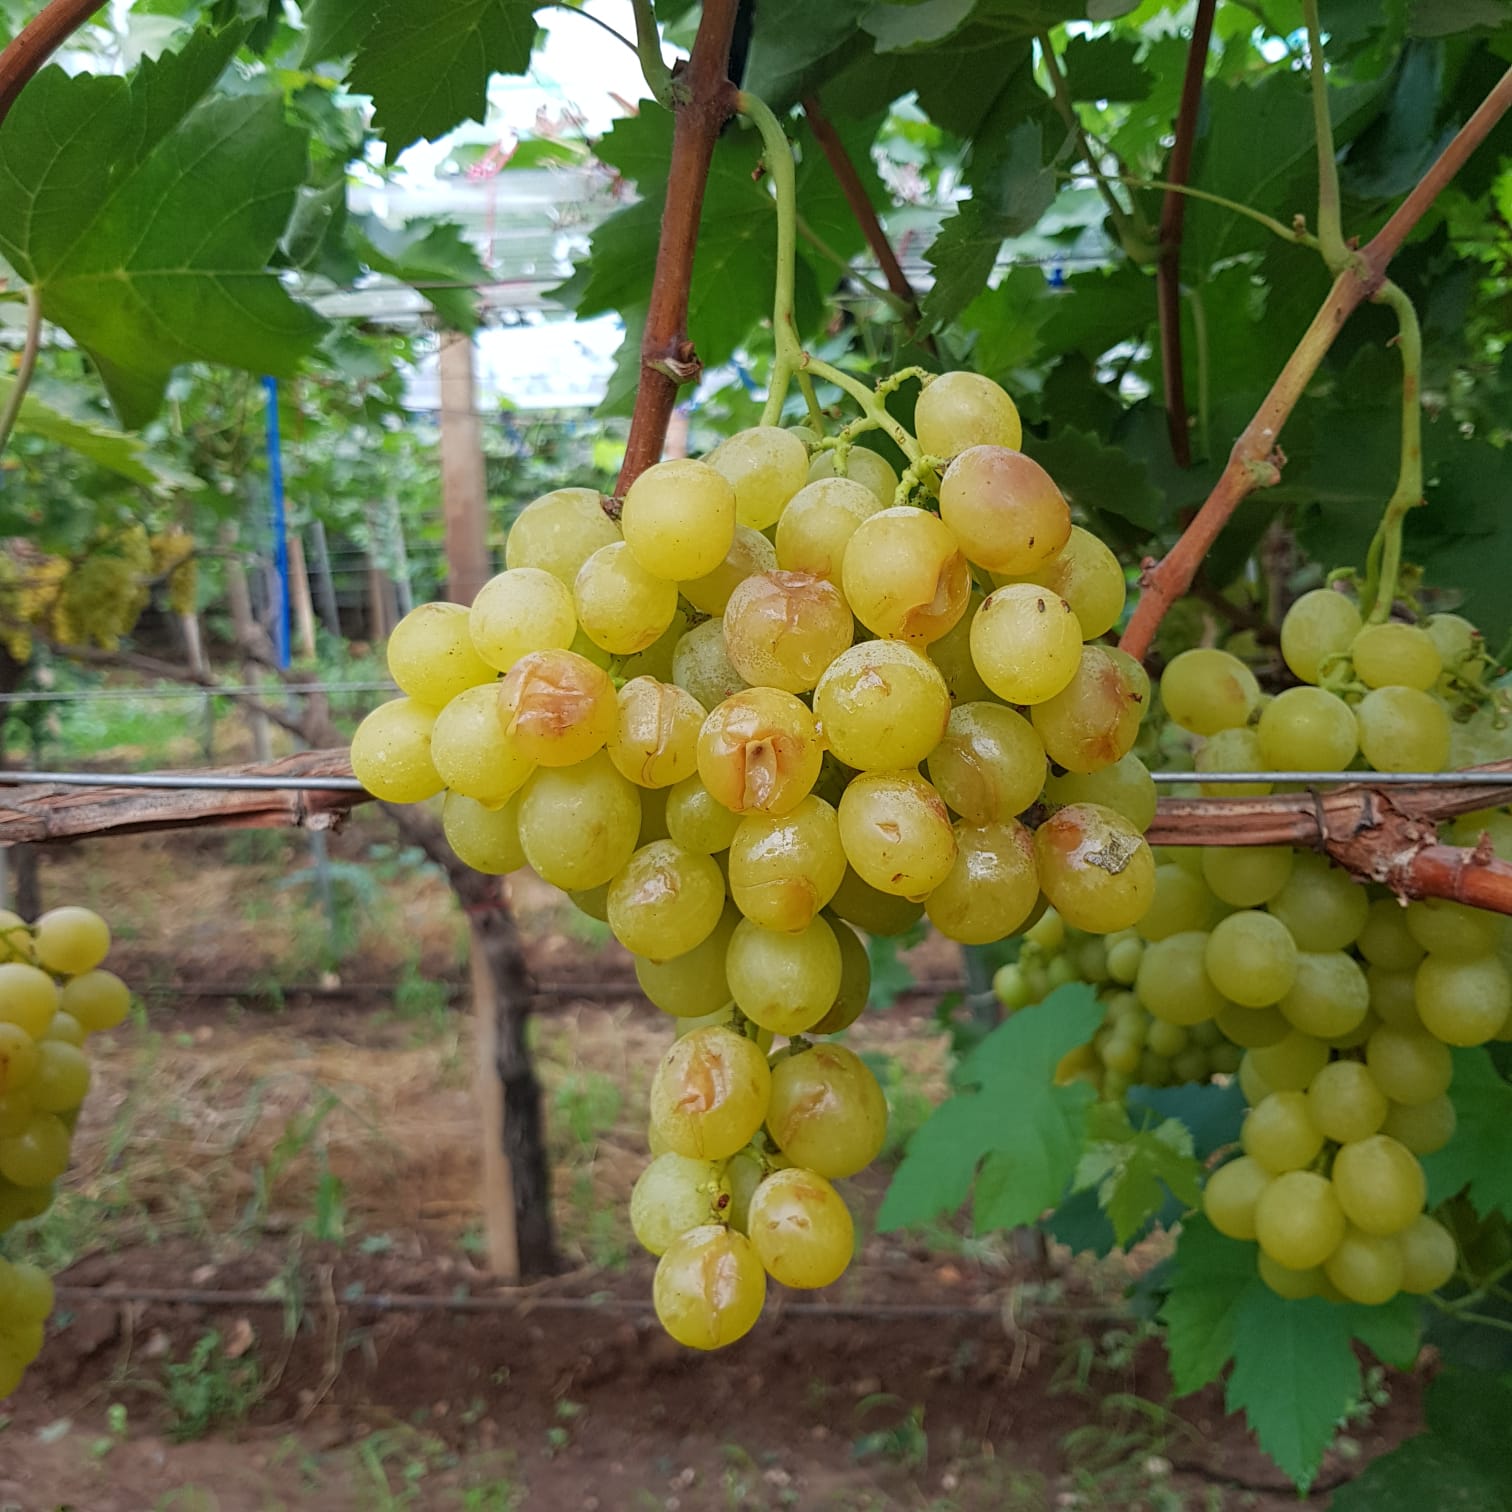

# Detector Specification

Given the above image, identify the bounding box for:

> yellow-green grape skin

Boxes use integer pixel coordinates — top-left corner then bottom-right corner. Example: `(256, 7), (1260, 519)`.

(1217, 1001), (1291, 1049)
(728, 797), (846, 932)
(635, 905), (739, 1018)
(1159, 649), (1261, 736)
(653, 1224), (766, 1350)
(468, 567), (576, 673)
(774, 477), (880, 583)
(0, 1025), (36, 1095)
(1135, 931), (1226, 1026)
(59, 969), (128, 1034)
(726, 915), (843, 1035)
(505, 486), (621, 586)
(914, 371), (1022, 457)
(673, 617), (750, 712)
(937, 446), (1070, 576)
(498, 648), (616, 768)
(1449, 808), (1512, 857)
(1254, 1170), (1347, 1270)
(1351, 622), (1442, 691)
(1105, 932), (1145, 985)
(1200, 845), (1293, 908)
(1357, 898), (1425, 971)
(43, 1013), (85, 1048)
(1415, 954), (1511, 1045)
(707, 426), (810, 530)
(926, 820), (1039, 945)
(630, 1152), (726, 1255)
(997, 526), (1125, 641)
(1242, 1091), (1324, 1174)
(386, 601), (496, 707)
(27, 1041), (89, 1113)
(0, 966), (58, 1039)
(620, 457), (736, 580)
(696, 687), (823, 817)
(517, 751), (641, 891)
(927, 589), (995, 704)
(827, 867), (926, 937)
(1307, 1059), (1388, 1144)
(814, 640), (952, 772)
(1202, 1155), (1272, 1240)
(1239, 1052), (1273, 1105)
(0, 1112), (70, 1187)
(1280, 588), (1362, 684)
(1044, 753), (1158, 833)
(809, 917), (871, 1034)
(1266, 855), (1369, 952)
(1279, 951), (1371, 1039)
(842, 506), (971, 645)
(1369, 965), (1424, 1031)
(619, 610), (687, 683)
(33, 906), (109, 976)
(1331, 1134), (1426, 1236)
(837, 770), (958, 900)
(927, 702), (1045, 825)
(442, 791), (525, 874)
(1356, 686), (1451, 773)
(0, 913), (32, 964)
(969, 584), (1083, 705)
(766, 1043), (887, 1178)
(1398, 1214), (1458, 1294)
(607, 840), (726, 960)
(430, 683), (534, 807)
(1256, 686), (1359, 772)
(1406, 898), (1497, 958)
(570, 881), (610, 923)
(574, 541), (679, 656)
(7, 1260), (53, 1324)
(723, 1150), (765, 1234)
(1146, 1019), (1188, 1057)
(1205, 911), (1297, 1006)
(682, 525), (777, 617)
(1427, 612), (1488, 688)
(1035, 803), (1156, 934)
(665, 774), (742, 855)
(1325, 1225), (1404, 1305)
(649, 1025), (772, 1160)
(608, 677), (705, 789)
(350, 698), (445, 803)
(747, 1168), (854, 1289)
(1259, 1252), (1325, 1300)
(1196, 727), (1272, 798)
(1366, 1025), (1453, 1105)
(1249, 1030), (1330, 1092)
(1031, 646), (1149, 776)
(1136, 865), (1213, 944)
(722, 570), (853, 694)
(807, 445), (899, 509)
(1380, 1094), (1455, 1155)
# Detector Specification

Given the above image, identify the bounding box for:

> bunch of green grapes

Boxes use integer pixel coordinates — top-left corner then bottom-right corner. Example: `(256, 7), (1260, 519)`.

(352, 369), (1165, 1347)
(149, 527), (198, 617)
(0, 905), (133, 1396)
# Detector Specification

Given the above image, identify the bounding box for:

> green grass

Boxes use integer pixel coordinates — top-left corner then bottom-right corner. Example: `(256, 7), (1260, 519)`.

(163, 1331), (263, 1442)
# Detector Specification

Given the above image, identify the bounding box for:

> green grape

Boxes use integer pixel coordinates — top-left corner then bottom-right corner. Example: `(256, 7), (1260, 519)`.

(682, 525), (778, 616)
(937, 446), (1069, 575)
(1135, 932), (1224, 1026)
(1372, 969), (1425, 1028)
(1105, 932), (1144, 985)
(468, 567), (576, 672)
(607, 841), (725, 960)
(810, 916), (871, 1034)
(774, 477), (880, 583)
(1448, 808), (1512, 857)
(635, 783), (669, 848)
(1425, 612), (1487, 687)
(842, 506), (970, 645)
(1332, 1134), (1425, 1236)
(1259, 1251), (1325, 1299)
(766, 1043), (887, 1178)
(697, 687), (823, 817)
(672, 617), (750, 712)
(1325, 1225), (1404, 1305)
(926, 590), (995, 704)
(1025, 909), (1065, 952)
(1398, 1214), (1458, 1294)
(838, 770), (957, 900)
(621, 458), (736, 580)
(1030, 646), (1148, 775)
(1242, 1090), (1324, 1173)
(0, 913), (32, 965)
(808, 444), (899, 508)
(499, 649), (616, 768)
(914, 371), (1022, 457)
(1405, 898), (1497, 959)
(1356, 686), (1451, 773)
(442, 791), (525, 874)
(707, 426), (809, 530)
(1216, 1001), (1290, 1049)
(27, 1041), (89, 1113)
(927, 702), (1045, 825)
(1250, 1030), (1330, 1092)
(1380, 1094), (1455, 1155)
(815, 640), (952, 772)
(747, 1168), (854, 1289)
(59, 970), (128, 1034)
(350, 697), (444, 803)
(1238, 1052), (1272, 1105)
(1326, 1008), (1381, 1051)
(969, 584), (1083, 705)
(1415, 953), (1511, 1045)
(996, 525), (1125, 641)
(665, 775), (742, 854)
(1195, 727), (1271, 798)
(1351, 622), (1441, 692)
(1256, 686), (1359, 771)
(1203, 1154), (1272, 1240)
(1135, 863), (1214, 943)
(1357, 898), (1425, 971)
(1366, 1025), (1454, 1105)
(618, 611), (686, 682)
(431, 684), (534, 807)
(0, 1025), (36, 1095)
(1266, 855), (1369, 953)
(43, 1013), (84, 1048)
(630, 1152), (726, 1255)
(636, 906), (739, 1018)
(726, 916), (842, 1035)
(386, 601), (495, 707)
(1279, 951), (1370, 1039)
(649, 1026), (771, 1160)
(1044, 753), (1158, 833)
(1159, 649), (1260, 736)
(574, 542), (678, 656)
(722, 570), (853, 694)
(608, 677), (705, 789)
(1280, 588), (1362, 685)
(5, 1260), (53, 1325)
(1308, 1059), (1387, 1144)
(994, 962), (1034, 1011)
(1146, 1019), (1188, 1057)
(827, 867), (925, 936)
(0, 966), (58, 1040)
(0, 1112), (69, 1187)
(926, 820), (1039, 944)
(729, 797), (846, 932)
(653, 1223), (766, 1350)
(1206, 911), (1298, 1006)
(517, 751), (641, 891)
(1200, 846), (1293, 908)
(1036, 803), (1155, 934)
(723, 1150), (765, 1234)
(1255, 1169), (1346, 1269)
(505, 485), (620, 587)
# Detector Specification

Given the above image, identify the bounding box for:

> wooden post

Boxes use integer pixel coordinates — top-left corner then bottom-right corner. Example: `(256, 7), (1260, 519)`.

(470, 924), (519, 1278)
(287, 533), (319, 662)
(438, 330), (491, 606)
(307, 522), (341, 637)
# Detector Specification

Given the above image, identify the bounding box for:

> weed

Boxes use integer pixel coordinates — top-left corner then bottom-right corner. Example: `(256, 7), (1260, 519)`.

(544, 1398), (585, 1457)
(553, 1071), (622, 1148)
(305, 1154), (347, 1243)
(393, 956), (452, 1033)
(163, 1331), (262, 1441)
(851, 1395), (929, 1472)
(89, 1401), (129, 1459)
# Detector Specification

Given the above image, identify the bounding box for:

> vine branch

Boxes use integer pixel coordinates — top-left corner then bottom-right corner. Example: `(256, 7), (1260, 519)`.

(0, 285), (42, 457)
(0, 0), (103, 128)
(628, 0), (675, 108)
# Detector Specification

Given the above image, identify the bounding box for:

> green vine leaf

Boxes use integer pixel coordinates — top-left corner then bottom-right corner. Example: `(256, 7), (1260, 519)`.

(1422, 1048), (1512, 1218)
(349, 215), (490, 333)
(1073, 1102), (1202, 1246)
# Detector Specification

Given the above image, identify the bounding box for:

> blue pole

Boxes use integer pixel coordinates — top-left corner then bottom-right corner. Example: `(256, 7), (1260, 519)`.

(262, 376), (291, 669)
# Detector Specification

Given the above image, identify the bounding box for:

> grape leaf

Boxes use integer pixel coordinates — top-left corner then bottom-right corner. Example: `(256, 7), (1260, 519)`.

(877, 985), (1103, 1234)
(744, 0), (874, 110)
(349, 215), (489, 333)
(1061, 33), (1153, 103)
(1073, 1102), (1202, 1245)
(1408, 0), (1512, 35)
(1423, 1049), (1512, 1217)
(862, 0), (978, 51)
(1023, 427), (1167, 533)
(1158, 1217), (1259, 1396)
(865, 928), (921, 1012)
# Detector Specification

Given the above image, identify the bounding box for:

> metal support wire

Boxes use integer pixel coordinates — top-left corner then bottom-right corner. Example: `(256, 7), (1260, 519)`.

(0, 681), (396, 705)
(1153, 770), (1512, 787)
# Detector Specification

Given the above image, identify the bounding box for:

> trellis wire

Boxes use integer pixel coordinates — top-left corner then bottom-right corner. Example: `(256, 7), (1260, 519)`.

(0, 680), (396, 705)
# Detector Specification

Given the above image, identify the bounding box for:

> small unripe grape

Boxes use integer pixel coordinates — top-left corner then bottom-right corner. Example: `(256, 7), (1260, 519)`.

(653, 1224), (766, 1349)
(574, 541), (678, 655)
(1159, 649), (1260, 736)
(997, 526), (1125, 640)
(1257, 686), (1359, 771)
(1357, 898), (1425, 971)
(1031, 646), (1148, 775)
(1195, 727), (1271, 798)
(621, 457), (736, 580)
(827, 867), (925, 936)
(608, 840), (726, 960)
(630, 1153), (726, 1255)
(618, 612), (685, 685)
(1426, 612), (1487, 685)
(697, 688), (823, 817)
(1216, 1001), (1291, 1049)
(1105, 931), (1144, 985)
(1266, 855), (1369, 953)
(1044, 753), (1158, 833)
(774, 477), (880, 582)
(926, 590), (995, 703)
(1259, 1252), (1325, 1299)
(505, 486), (621, 586)
(0, 1112), (69, 1187)
(815, 640), (951, 772)
(748, 1168), (854, 1288)
(1356, 686), (1450, 773)
(1366, 1025), (1453, 1105)
(0, 914), (32, 965)
(1416, 953), (1511, 1045)
(915, 371), (1022, 457)
(1201, 845), (1293, 908)
(1279, 952), (1370, 1039)
(351, 698), (444, 803)
(837, 770), (957, 899)
(1332, 1134), (1425, 1236)
(1147, 1019), (1188, 1057)
(33, 906), (109, 977)
(27, 1041), (89, 1113)
(767, 1043), (887, 1177)
(43, 1013), (85, 1047)
(681, 525), (776, 616)
(726, 916), (843, 1035)
(0, 1026), (36, 1096)
(707, 426), (810, 530)
(430, 684), (534, 807)
(810, 917), (871, 1034)
(723, 570), (853, 693)
(1398, 1214), (1458, 1294)
(0, 965), (58, 1040)
(650, 1025), (772, 1160)
(926, 820), (1039, 944)
(1135, 932), (1225, 1025)
(1308, 1059), (1388, 1144)
(1280, 588), (1362, 684)
(1380, 1094), (1455, 1155)
(442, 791), (525, 875)
(1249, 1030), (1329, 1092)
(1137, 864), (1213, 944)
(1255, 1170), (1346, 1270)
(636, 905), (739, 1018)
(1203, 1154), (1272, 1240)
(1368, 971), (1425, 1029)
(1239, 1052), (1272, 1105)
(724, 1151), (765, 1234)
(927, 702), (1045, 825)
(843, 506), (971, 644)
(969, 584), (1083, 705)
(608, 677), (705, 789)
(59, 970), (128, 1034)
(469, 567), (576, 672)
(517, 751), (641, 891)
(665, 775), (742, 854)
(938, 446), (1070, 575)
(1206, 911), (1297, 1006)
(386, 601), (495, 707)
(807, 445), (898, 508)
(1036, 803), (1155, 934)
(1351, 622), (1441, 691)
(1406, 898), (1497, 958)
(1325, 1225), (1404, 1305)
(499, 649), (616, 768)
(1242, 1090), (1323, 1173)
(673, 618), (749, 711)
(729, 797), (846, 932)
